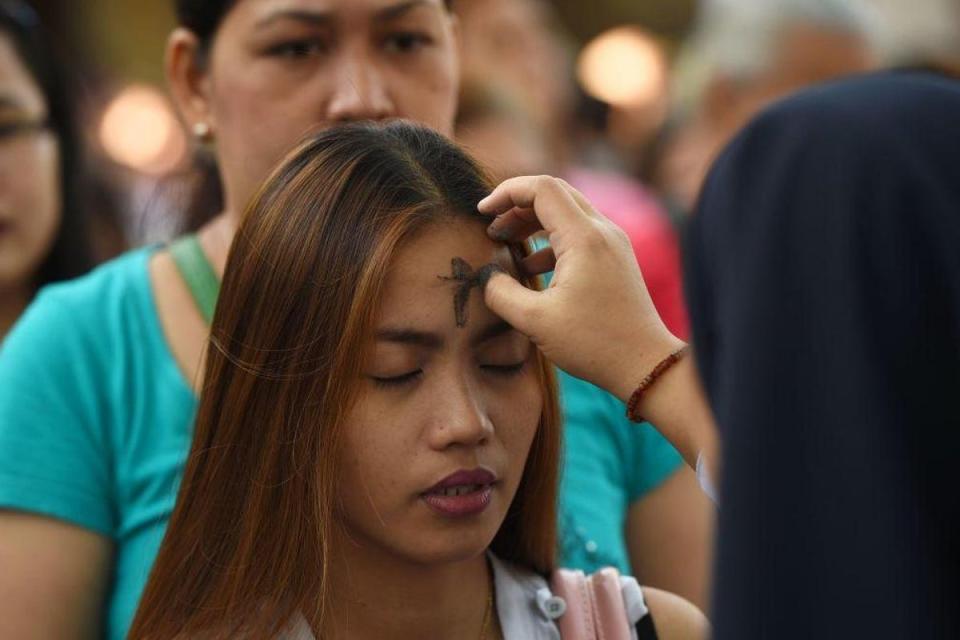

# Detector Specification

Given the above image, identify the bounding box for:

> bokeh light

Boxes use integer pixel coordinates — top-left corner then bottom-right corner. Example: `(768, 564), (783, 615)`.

(99, 85), (187, 175)
(577, 26), (668, 109)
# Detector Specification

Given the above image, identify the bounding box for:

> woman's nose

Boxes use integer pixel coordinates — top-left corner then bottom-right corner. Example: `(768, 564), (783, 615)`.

(324, 52), (395, 123)
(426, 376), (494, 451)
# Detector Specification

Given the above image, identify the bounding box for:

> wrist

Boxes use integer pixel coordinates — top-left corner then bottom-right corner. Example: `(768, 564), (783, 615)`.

(630, 355), (713, 468)
(609, 334), (687, 404)
(625, 344), (690, 423)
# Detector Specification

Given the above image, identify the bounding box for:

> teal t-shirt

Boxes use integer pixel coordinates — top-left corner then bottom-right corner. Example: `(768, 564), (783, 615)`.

(0, 246), (681, 639)
(557, 370), (683, 574)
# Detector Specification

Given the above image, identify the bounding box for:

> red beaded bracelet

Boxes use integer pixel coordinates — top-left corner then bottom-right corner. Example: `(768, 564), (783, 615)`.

(626, 346), (690, 423)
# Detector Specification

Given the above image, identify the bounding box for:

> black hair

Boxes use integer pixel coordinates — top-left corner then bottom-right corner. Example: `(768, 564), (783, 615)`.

(0, 0), (93, 290)
(174, 0), (237, 52)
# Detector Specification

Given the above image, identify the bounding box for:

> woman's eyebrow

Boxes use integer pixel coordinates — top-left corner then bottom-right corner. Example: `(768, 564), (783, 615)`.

(254, 1), (435, 31)
(374, 328), (443, 350)
(254, 9), (333, 31)
(372, 321), (513, 349)
(472, 320), (515, 346)
(374, 0), (436, 23)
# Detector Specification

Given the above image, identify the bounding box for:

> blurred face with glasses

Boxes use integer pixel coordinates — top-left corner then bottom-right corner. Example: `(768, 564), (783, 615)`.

(0, 30), (59, 298)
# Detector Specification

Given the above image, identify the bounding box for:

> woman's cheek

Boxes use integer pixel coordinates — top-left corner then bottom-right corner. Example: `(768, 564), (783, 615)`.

(14, 138), (61, 275)
(493, 372), (543, 455)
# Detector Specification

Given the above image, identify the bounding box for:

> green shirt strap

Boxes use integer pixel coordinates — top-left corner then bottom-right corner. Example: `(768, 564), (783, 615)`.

(168, 234), (221, 325)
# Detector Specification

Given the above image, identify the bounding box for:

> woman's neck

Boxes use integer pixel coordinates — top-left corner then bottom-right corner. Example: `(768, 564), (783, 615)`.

(319, 535), (496, 640)
(0, 286), (31, 340)
(194, 211), (239, 278)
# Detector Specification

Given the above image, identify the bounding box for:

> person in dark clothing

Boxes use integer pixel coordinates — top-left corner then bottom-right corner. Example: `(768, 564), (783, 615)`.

(684, 71), (960, 639)
(481, 71), (960, 639)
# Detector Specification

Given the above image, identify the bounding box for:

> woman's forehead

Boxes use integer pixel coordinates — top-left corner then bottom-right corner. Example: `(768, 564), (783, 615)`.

(393, 221), (511, 281)
(378, 221), (514, 324)
(236, 0), (447, 26)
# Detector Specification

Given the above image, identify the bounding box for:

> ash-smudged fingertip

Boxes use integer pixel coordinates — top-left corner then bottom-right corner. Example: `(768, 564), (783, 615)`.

(488, 227), (511, 243)
(476, 263), (506, 291)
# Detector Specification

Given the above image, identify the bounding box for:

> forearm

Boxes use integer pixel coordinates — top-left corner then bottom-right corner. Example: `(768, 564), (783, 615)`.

(627, 468), (714, 611)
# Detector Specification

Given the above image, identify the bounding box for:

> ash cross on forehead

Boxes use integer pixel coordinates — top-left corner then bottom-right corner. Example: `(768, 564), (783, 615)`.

(438, 257), (505, 328)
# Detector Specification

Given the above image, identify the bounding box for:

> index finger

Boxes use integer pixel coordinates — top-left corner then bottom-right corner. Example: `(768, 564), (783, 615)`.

(478, 175), (593, 236)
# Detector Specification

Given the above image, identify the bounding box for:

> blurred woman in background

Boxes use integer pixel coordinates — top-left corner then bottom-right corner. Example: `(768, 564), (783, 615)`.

(0, 0), (93, 338)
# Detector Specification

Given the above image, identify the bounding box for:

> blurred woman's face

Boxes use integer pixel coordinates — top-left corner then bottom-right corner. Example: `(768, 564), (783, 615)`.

(0, 34), (60, 292)
(336, 219), (542, 566)
(176, 0), (460, 214)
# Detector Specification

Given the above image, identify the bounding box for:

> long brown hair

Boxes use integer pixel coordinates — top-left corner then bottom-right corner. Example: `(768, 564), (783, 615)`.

(129, 121), (561, 639)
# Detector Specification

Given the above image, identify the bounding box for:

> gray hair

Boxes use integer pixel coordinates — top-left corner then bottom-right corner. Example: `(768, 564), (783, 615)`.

(691, 0), (880, 80)
(859, 0), (960, 65)
(669, 0), (880, 115)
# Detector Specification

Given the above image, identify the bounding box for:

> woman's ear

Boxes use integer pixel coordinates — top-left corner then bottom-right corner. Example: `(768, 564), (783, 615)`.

(165, 27), (215, 137)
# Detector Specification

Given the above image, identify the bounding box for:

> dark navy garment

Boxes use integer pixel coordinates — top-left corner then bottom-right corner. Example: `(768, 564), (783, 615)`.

(685, 72), (960, 639)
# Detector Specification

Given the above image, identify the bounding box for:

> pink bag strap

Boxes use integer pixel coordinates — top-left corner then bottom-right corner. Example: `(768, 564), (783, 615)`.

(549, 567), (633, 640)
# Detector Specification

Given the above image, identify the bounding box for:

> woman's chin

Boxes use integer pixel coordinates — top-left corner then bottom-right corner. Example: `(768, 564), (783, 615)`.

(397, 524), (500, 567)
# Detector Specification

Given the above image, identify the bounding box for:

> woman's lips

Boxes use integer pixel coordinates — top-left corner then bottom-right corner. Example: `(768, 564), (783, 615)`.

(421, 467), (497, 517)
(421, 484), (494, 517)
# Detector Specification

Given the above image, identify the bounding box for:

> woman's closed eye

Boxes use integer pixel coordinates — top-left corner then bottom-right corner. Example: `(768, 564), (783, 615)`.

(370, 369), (424, 388)
(368, 361), (526, 388)
(477, 336), (532, 379)
(480, 361), (528, 377)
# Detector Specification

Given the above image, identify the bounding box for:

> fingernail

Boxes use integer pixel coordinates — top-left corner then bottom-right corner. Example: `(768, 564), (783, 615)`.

(477, 195), (492, 211)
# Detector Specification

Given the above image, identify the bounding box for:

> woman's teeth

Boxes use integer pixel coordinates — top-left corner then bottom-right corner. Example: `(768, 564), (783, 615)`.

(439, 484), (482, 497)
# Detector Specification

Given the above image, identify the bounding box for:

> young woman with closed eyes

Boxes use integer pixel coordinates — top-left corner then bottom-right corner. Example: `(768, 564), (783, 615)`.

(129, 120), (707, 640)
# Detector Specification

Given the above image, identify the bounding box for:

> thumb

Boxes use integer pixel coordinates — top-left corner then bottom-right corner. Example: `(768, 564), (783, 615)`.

(482, 271), (541, 336)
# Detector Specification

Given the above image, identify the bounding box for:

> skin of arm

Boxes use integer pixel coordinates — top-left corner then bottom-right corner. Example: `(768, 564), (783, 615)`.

(642, 585), (711, 640)
(613, 356), (721, 484)
(627, 467), (714, 612)
(0, 512), (112, 640)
